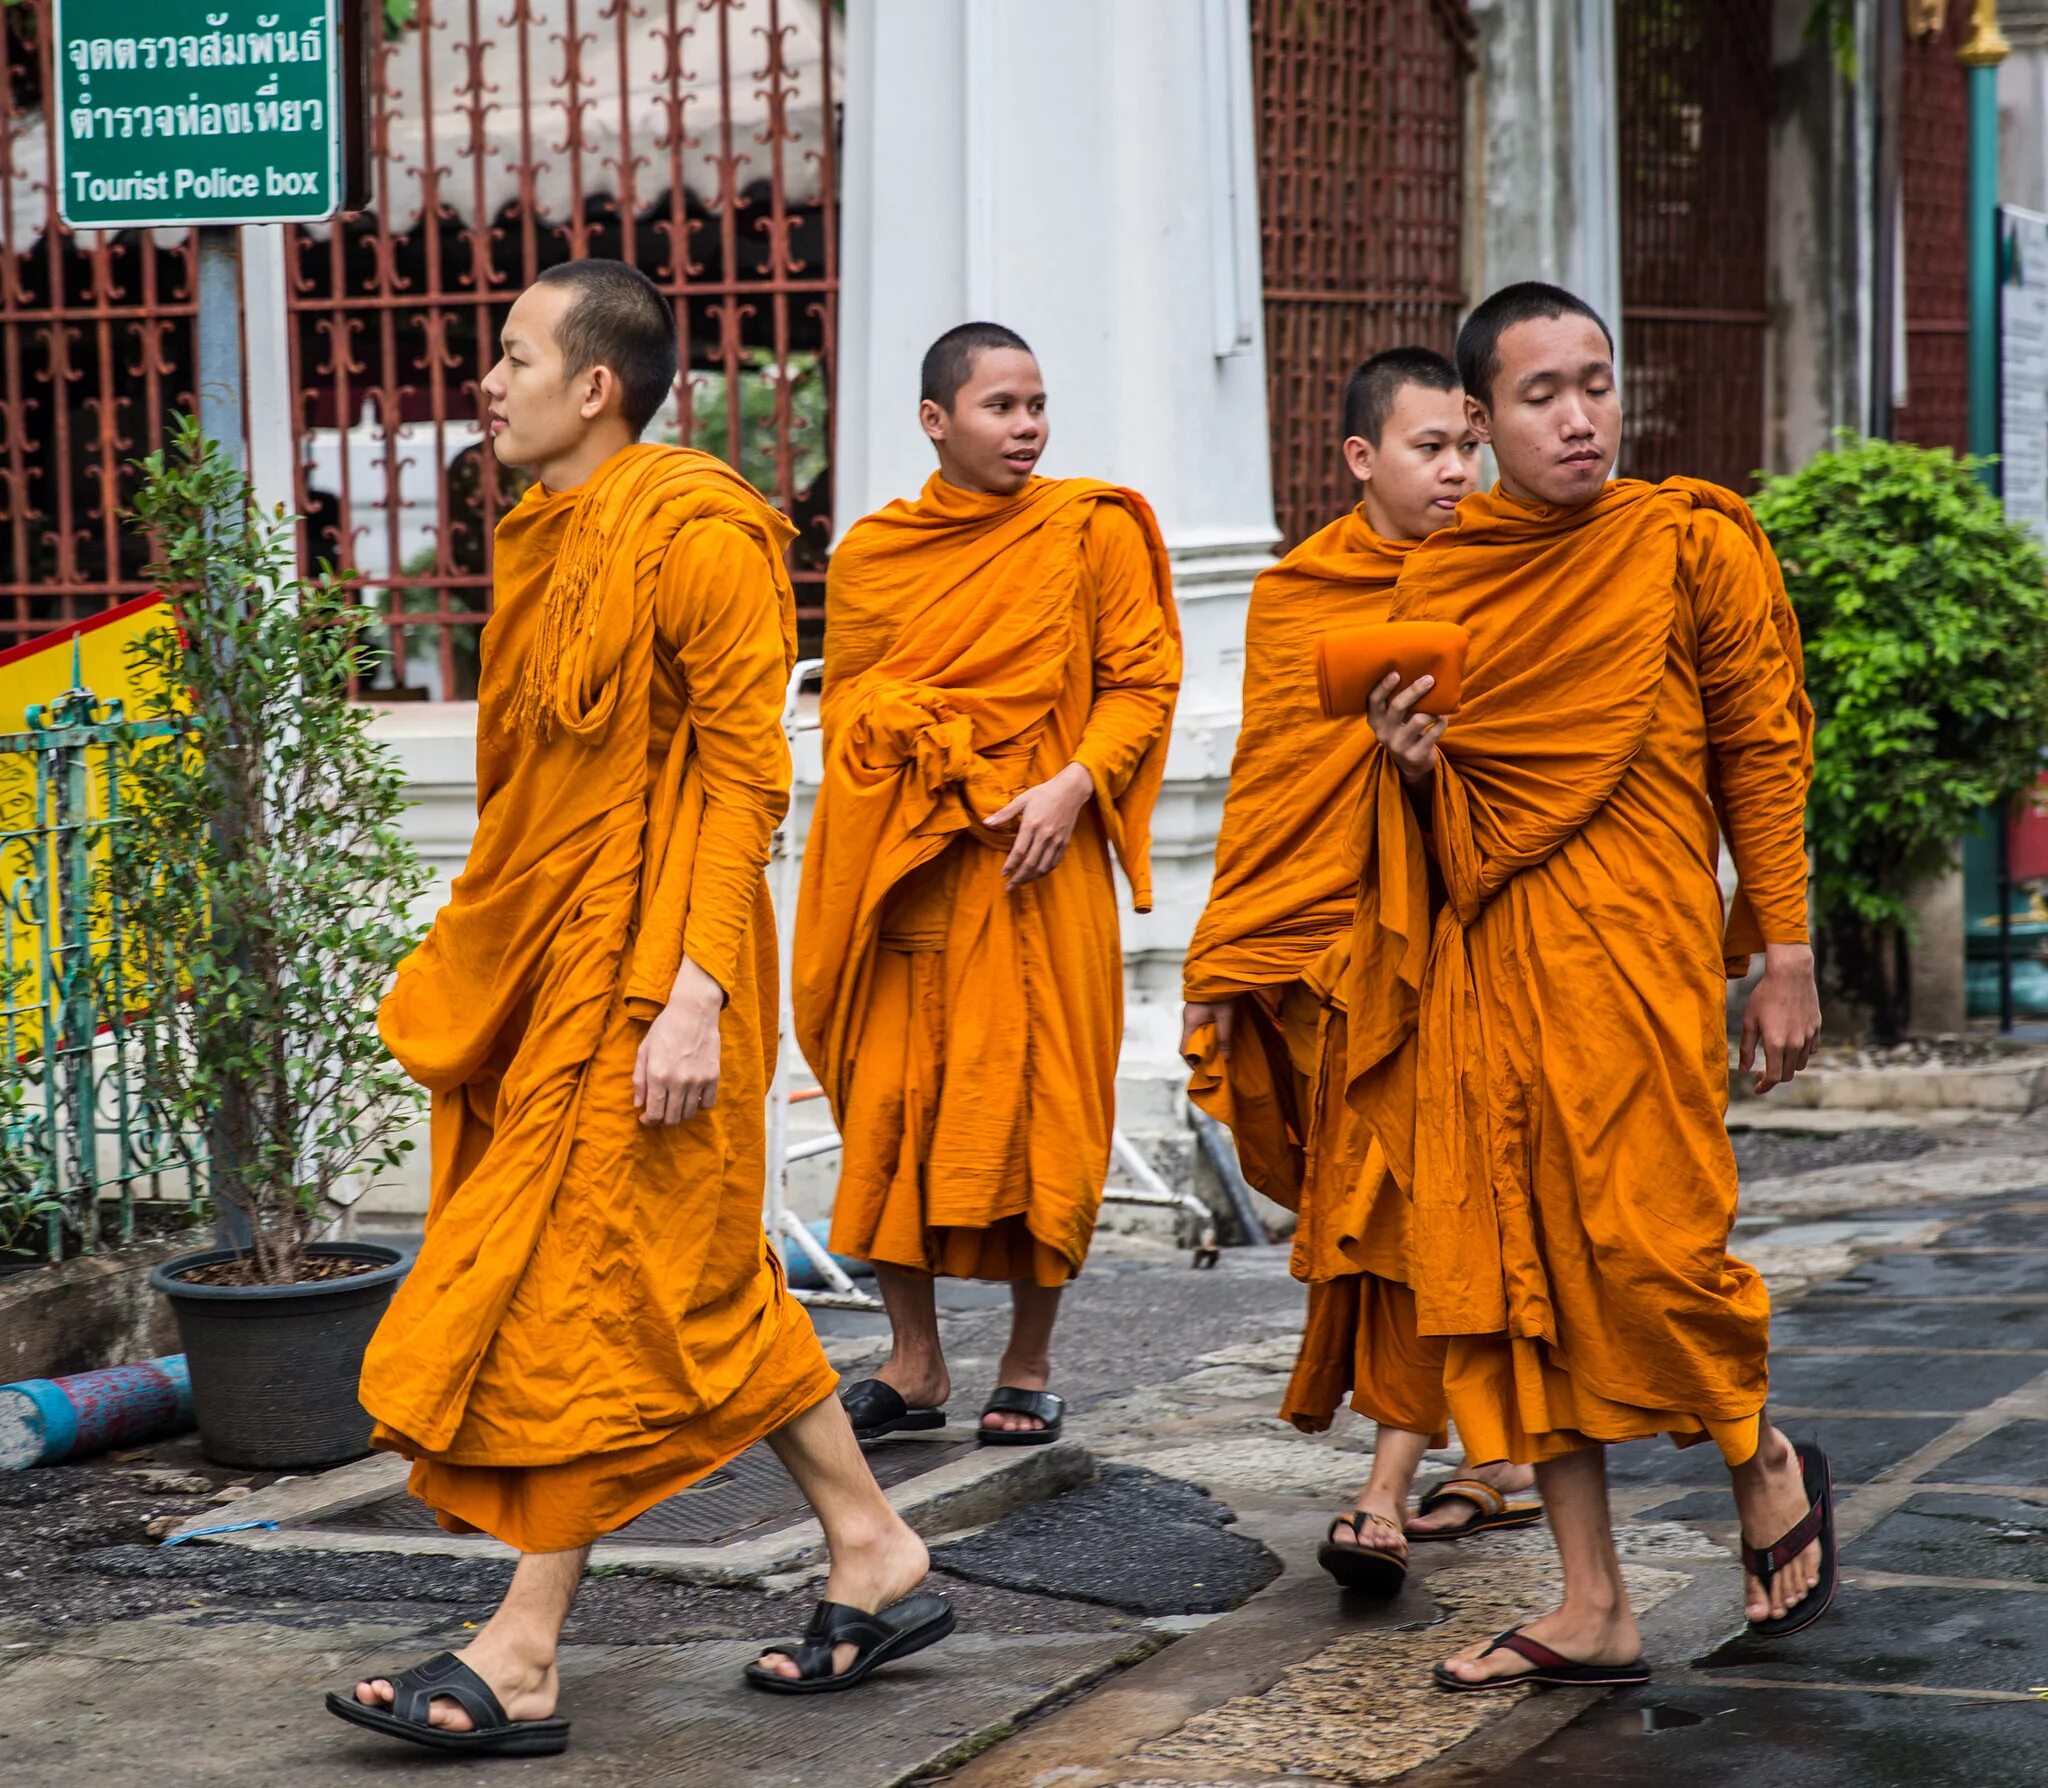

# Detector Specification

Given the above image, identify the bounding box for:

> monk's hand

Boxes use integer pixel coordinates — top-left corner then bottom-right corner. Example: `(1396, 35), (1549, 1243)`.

(1739, 942), (1822, 1095)
(635, 957), (723, 1125)
(985, 762), (1095, 890)
(1367, 671), (1446, 786)
(1180, 999), (1237, 1062)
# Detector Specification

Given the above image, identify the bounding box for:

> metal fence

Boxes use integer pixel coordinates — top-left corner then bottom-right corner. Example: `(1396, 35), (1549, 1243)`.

(1896, 0), (1971, 455)
(0, 662), (196, 1260)
(0, 0), (840, 690)
(1253, 0), (1474, 551)
(1616, 0), (1774, 491)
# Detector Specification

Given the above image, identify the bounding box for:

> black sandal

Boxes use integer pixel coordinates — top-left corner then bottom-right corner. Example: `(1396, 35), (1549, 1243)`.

(1431, 1625), (1650, 1693)
(325, 1652), (571, 1755)
(1406, 1476), (1545, 1542)
(1316, 1509), (1409, 1595)
(744, 1594), (956, 1695)
(840, 1377), (946, 1444)
(1743, 1440), (1838, 1640)
(977, 1386), (1063, 1447)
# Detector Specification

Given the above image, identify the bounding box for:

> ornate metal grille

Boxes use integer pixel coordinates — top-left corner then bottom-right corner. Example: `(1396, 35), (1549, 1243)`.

(1617, 0), (1773, 489)
(0, 1), (839, 692)
(1895, 0), (1970, 454)
(1253, 0), (1474, 550)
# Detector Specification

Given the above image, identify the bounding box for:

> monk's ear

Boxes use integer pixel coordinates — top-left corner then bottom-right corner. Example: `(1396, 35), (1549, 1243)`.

(1342, 434), (1374, 485)
(1464, 393), (1494, 444)
(918, 396), (949, 445)
(576, 362), (621, 425)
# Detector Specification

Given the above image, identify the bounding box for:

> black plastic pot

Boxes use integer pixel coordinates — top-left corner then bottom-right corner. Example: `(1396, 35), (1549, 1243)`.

(149, 1240), (409, 1469)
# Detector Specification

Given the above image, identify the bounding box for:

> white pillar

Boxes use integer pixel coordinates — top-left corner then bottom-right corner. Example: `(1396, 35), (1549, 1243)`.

(1468, 0), (1623, 333)
(837, 0), (1281, 1111)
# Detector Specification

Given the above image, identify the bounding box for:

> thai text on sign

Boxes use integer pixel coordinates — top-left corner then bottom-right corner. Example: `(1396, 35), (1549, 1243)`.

(55, 2), (343, 228)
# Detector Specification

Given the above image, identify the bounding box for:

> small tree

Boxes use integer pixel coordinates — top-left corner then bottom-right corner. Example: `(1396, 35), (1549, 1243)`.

(117, 418), (429, 1284)
(1753, 434), (2048, 1041)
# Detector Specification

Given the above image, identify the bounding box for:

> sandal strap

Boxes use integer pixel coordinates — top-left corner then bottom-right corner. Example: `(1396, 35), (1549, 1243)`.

(767, 1600), (895, 1680)
(983, 1386), (1063, 1424)
(1479, 1626), (1571, 1673)
(386, 1652), (509, 1733)
(1743, 1494), (1826, 1583)
(1422, 1478), (1506, 1519)
(839, 1378), (910, 1428)
(1327, 1508), (1405, 1546)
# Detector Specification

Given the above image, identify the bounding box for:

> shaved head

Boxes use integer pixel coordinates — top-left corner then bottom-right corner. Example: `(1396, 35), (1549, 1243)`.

(532, 259), (677, 437)
(1342, 347), (1462, 446)
(920, 321), (1035, 413)
(1456, 282), (1614, 411)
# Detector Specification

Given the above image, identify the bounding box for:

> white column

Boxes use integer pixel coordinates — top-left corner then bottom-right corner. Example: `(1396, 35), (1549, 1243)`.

(837, 0), (1281, 1109)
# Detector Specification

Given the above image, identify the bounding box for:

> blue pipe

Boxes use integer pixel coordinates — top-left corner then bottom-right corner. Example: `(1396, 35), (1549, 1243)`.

(0, 1355), (193, 1469)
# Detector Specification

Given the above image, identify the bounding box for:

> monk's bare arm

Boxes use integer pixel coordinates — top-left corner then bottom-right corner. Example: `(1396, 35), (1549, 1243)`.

(1691, 511), (1820, 1091)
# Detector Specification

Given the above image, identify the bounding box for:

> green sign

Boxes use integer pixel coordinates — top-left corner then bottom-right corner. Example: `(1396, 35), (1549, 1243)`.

(54, 2), (343, 229)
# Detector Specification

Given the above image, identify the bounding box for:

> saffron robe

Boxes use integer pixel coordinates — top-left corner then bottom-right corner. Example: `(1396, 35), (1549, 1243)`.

(1346, 479), (1813, 1467)
(795, 473), (1181, 1286)
(1182, 509), (1446, 1440)
(363, 445), (836, 1552)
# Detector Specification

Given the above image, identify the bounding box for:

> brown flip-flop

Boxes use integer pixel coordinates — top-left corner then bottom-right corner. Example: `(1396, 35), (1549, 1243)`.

(1406, 1477), (1544, 1542)
(1432, 1625), (1650, 1693)
(1316, 1508), (1409, 1595)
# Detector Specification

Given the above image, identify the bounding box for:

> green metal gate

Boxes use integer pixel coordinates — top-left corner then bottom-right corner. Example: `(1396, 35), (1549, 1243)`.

(0, 656), (198, 1259)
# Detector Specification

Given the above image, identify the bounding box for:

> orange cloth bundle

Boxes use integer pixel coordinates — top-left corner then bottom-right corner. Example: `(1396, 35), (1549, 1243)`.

(1315, 620), (1470, 718)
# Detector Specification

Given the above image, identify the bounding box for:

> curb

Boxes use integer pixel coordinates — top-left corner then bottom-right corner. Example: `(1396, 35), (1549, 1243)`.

(1728, 1058), (2048, 1115)
(163, 1434), (1094, 1587)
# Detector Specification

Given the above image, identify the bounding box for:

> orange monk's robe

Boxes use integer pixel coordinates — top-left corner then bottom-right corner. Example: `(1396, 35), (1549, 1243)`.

(1180, 509), (1446, 1442)
(362, 445), (836, 1552)
(795, 474), (1181, 1287)
(1346, 479), (1813, 1468)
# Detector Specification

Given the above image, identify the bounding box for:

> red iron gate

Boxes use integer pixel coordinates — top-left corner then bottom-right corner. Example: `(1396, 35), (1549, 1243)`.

(1895, 0), (1970, 454)
(1617, 0), (1773, 489)
(1253, 0), (1474, 551)
(0, 0), (839, 690)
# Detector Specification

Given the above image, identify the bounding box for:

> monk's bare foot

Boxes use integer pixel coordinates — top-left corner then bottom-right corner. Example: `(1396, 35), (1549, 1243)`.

(871, 1354), (950, 1414)
(1437, 1601), (1640, 1687)
(982, 1349), (1052, 1435)
(1731, 1425), (1823, 1624)
(1332, 1488), (1409, 1565)
(1407, 1458), (1537, 1536)
(354, 1631), (559, 1731)
(755, 1511), (931, 1681)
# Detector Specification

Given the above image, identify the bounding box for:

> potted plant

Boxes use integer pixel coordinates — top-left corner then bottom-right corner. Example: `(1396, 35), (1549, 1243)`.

(118, 417), (430, 1469)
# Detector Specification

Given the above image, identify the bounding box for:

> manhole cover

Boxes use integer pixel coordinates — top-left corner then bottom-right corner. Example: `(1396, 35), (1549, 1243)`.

(308, 1433), (972, 1548)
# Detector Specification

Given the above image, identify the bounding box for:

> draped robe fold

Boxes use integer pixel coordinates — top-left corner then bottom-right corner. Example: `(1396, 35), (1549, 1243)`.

(1181, 509), (1446, 1438)
(794, 473), (1181, 1286)
(1344, 479), (1813, 1467)
(363, 444), (836, 1552)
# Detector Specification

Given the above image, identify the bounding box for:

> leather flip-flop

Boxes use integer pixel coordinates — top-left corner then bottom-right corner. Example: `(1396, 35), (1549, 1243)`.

(325, 1652), (571, 1755)
(1743, 1440), (1838, 1640)
(839, 1377), (946, 1444)
(1431, 1625), (1650, 1694)
(745, 1594), (956, 1695)
(1406, 1476), (1544, 1542)
(977, 1386), (1063, 1447)
(1316, 1509), (1409, 1595)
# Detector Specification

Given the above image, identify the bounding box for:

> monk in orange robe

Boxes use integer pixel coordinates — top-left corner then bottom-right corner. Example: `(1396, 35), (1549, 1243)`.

(1350, 284), (1831, 1692)
(331, 263), (951, 1758)
(795, 323), (1179, 1446)
(1182, 348), (1538, 1598)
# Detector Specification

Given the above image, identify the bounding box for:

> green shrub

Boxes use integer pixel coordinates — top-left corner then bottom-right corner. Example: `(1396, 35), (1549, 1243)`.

(1752, 434), (2048, 1040)
(115, 419), (429, 1285)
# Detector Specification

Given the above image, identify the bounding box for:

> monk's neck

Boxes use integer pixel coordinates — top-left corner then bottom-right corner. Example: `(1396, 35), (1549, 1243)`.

(932, 465), (1029, 501)
(527, 429), (638, 498)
